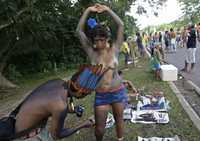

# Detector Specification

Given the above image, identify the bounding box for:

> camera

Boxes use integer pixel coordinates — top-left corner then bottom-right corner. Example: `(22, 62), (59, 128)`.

(74, 105), (85, 117)
(68, 97), (85, 117)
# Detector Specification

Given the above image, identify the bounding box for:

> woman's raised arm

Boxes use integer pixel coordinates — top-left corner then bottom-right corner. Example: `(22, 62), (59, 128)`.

(96, 4), (124, 49)
(76, 6), (97, 55)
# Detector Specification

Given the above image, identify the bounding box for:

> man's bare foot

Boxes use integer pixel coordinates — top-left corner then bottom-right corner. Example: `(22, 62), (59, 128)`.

(88, 115), (95, 127)
(81, 116), (95, 128)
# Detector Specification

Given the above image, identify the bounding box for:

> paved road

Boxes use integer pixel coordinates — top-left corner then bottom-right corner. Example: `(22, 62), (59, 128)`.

(165, 45), (200, 87)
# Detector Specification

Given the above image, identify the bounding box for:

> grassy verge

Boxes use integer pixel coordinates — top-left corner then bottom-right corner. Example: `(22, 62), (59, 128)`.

(63, 59), (200, 141)
(0, 59), (200, 141)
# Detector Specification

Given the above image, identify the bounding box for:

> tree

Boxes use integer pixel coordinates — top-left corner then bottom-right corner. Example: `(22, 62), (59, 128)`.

(178, 0), (200, 23)
(0, 0), (81, 87)
(0, 0), (168, 88)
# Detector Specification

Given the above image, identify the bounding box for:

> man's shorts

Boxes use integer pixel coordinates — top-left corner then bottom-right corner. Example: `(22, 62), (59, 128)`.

(154, 63), (161, 70)
(186, 48), (196, 63)
(13, 127), (53, 141)
(95, 87), (127, 106)
(171, 38), (176, 44)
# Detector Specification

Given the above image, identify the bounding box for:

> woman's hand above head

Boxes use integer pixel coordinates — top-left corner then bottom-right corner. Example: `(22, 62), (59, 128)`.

(93, 4), (123, 49)
(95, 4), (110, 13)
(87, 5), (99, 12)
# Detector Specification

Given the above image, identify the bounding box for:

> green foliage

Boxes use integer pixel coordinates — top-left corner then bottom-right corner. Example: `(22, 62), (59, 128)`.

(124, 15), (138, 36)
(6, 64), (22, 82)
(0, 0), (169, 78)
(0, 0), (139, 79)
(1, 0), (168, 81)
(0, 0), (83, 74)
(42, 61), (53, 72)
(178, 0), (200, 23)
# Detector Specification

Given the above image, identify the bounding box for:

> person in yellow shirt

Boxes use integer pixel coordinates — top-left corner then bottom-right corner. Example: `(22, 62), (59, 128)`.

(120, 41), (131, 68)
(142, 32), (148, 48)
(127, 36), (138, 66)
(121, 41), (130, 54)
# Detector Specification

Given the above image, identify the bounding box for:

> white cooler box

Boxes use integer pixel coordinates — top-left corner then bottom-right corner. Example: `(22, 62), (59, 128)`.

(160, 65), (178, 81)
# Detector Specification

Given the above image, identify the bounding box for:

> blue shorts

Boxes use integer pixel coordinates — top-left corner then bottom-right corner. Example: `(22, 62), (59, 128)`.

(95, 88), (127, 106)
(154, 63), (161, 70)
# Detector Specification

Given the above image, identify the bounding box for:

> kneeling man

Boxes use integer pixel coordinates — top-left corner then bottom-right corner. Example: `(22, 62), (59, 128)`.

(13, 79), (93, 141)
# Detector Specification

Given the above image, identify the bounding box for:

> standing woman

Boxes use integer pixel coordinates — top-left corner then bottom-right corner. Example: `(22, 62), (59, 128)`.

(76, 4), (126, 141)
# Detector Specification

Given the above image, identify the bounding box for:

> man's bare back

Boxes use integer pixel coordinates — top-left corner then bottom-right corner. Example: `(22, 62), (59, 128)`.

(14, 79), (92, 140)
(15, 79), (67, 132)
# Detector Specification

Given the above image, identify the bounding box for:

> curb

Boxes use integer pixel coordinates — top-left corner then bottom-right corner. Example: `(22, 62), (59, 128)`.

(187, 80), (200, 97)
(168, 81), (200, 132)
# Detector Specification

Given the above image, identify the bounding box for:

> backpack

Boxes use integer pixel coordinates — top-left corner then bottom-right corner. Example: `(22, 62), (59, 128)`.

(0, 116), (16, 141)
(0, 95), (36, 141)
(67, 64), (111, 98)
(0, 101), (23, 141)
